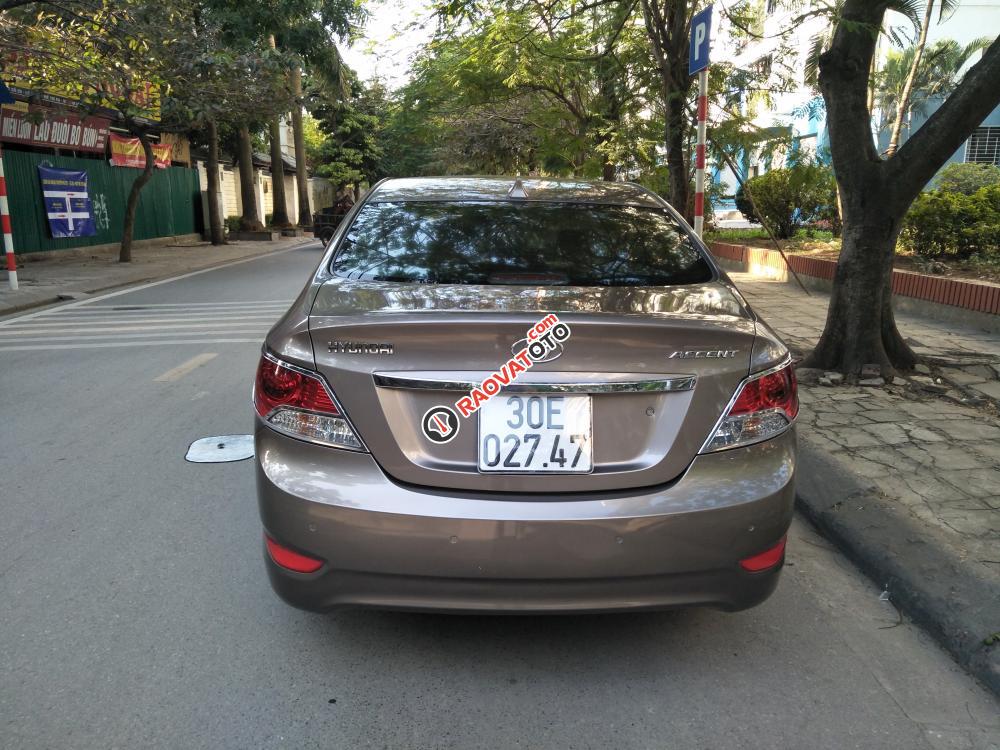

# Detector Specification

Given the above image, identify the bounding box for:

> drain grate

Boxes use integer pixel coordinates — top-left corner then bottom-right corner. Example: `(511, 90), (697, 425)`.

(185, 435), (254, 463)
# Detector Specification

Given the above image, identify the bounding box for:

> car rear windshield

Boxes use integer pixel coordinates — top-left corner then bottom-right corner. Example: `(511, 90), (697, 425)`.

(330, 201), (713, 286)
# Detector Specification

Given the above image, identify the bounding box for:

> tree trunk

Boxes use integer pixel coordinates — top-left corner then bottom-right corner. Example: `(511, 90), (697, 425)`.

(802, 188), (915, 375)
(886, 0), (934, 156)
(237, 125), (264, 232)
(268, 116), (290, 227)
(206, 119), (225, 246)
(290, 66), (312, 227)
(639, 0), (691, 217)
(602, 158), (615, 181)
(809, 1), (1000, 376)
(664, 90), (689, 219)
(267, 34), (290, 228)
(119, 129), (155, 263)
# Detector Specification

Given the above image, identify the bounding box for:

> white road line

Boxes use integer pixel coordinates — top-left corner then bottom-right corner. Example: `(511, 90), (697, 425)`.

(45, 305), (288, 320)
(8, 315), (281, 328)
(154, 353), (219, 382)
(0, 321), (277, 336)
(0, 245), (303, 327)
(72, 300), (293, 309)
(0, 330), (267, 343)
(48, 304), (290, 314)
(0, 338), (263, 351)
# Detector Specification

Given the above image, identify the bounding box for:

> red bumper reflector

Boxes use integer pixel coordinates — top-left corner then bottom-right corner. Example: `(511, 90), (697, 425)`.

(265, 535), (324, 573)
(739, 535), (787, 572)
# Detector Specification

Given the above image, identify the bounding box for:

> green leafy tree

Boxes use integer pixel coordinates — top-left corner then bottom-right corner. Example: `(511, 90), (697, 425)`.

(309, 78), (384, 190)
(420, 0), (654, 180)
(210, 0), (362, 227)
(163, 3), (295, 243)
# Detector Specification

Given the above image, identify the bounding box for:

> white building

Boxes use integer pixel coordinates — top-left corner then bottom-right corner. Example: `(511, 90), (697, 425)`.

(710, 1), (1000, 214)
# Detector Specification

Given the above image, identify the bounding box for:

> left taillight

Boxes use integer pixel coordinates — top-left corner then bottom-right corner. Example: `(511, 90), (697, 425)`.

(254, 353), (364, 450)
(702, 360), (798, 452)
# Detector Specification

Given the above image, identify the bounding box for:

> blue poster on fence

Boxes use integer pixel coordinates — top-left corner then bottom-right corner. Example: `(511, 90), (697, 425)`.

(37, 165), (96, 238)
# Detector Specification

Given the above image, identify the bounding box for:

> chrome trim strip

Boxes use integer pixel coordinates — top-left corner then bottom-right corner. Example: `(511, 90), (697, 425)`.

(372, 373), (696, 394)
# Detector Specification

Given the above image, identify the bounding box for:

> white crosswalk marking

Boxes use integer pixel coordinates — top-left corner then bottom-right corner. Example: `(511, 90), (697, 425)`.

(0, 300), (286, 351)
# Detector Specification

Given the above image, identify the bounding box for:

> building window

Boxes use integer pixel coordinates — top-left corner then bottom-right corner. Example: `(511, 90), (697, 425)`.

(965, 127), (1000, 165)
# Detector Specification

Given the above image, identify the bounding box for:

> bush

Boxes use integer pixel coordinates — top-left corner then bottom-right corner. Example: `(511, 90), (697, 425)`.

(901, 183), (1000, 259)
(224, 215), (241, 234)
(933, 162), (1000, 195)
(739, 160), (837, 239)
(734, 184), (758, 223)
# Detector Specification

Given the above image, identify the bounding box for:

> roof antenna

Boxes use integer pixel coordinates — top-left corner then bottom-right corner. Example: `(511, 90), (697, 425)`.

(508, 178), (529, 199)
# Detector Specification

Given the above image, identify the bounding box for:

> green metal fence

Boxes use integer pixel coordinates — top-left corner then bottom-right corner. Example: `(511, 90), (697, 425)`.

(2, 149), (200, 254)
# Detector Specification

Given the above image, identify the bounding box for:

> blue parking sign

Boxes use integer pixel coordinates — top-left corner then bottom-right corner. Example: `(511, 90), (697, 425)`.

(689, 5), (713, 75)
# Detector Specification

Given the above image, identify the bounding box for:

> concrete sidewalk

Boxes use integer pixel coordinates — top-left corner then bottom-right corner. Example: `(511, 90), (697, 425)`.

(1, 236), (317, 317)
(731, 272), (1000, 694)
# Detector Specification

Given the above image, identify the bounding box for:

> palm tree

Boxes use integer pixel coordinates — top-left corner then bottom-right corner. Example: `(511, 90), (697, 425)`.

(876, 36), (991, 148)
(884, 0), (961, 156)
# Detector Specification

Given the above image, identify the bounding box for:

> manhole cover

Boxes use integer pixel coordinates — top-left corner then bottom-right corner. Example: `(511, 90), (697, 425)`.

(185, 435), (254, 463)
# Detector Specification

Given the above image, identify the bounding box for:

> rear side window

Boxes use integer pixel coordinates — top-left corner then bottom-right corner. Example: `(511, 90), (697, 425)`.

(331, 201), (713, 286)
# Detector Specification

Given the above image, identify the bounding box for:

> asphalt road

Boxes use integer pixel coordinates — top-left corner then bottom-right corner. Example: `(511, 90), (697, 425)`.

(2, 244), (998, 750)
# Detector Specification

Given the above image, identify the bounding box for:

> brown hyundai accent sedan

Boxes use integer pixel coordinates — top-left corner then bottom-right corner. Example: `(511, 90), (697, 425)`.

(254, 176), (797, 613)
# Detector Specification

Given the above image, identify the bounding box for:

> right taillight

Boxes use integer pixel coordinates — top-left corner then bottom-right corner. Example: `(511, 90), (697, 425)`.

(254, 353), (364, 450)
(702, 360), (798, 452)
(265, 534), (324, 573)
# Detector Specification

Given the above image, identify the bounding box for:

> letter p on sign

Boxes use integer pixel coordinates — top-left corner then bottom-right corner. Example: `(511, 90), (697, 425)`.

(688, 5), (713, 75)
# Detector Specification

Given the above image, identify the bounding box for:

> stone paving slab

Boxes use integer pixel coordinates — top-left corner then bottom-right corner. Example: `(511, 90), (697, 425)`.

(731, 273), (1000, 693)
(1, 236), (315, 317)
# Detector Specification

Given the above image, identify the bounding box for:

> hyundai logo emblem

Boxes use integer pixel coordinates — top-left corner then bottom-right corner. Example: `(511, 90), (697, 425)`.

(512, 337), (563, 363)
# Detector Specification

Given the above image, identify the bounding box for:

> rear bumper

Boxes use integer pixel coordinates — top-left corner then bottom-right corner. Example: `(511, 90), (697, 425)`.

(255, 425), (796, 613)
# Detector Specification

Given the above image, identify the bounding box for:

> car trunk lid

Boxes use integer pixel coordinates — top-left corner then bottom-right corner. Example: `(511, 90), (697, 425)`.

(307, 279), (754, 494)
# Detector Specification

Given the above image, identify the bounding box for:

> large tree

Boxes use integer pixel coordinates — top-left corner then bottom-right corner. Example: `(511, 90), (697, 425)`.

(164, 15), (296, 244)
(231, 0), (359, 227)
(307, 73), (384, 189)
(803, 1), (1000, 375)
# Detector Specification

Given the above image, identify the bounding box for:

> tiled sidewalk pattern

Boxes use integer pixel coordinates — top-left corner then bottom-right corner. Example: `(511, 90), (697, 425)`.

(731, 273), (1000, 581)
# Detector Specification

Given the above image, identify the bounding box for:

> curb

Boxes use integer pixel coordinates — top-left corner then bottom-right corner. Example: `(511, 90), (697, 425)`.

(796, 435), (1000, 696)
(1, 240), (315, 319)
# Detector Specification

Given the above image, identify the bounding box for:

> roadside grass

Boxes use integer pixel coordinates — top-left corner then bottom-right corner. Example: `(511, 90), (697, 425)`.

(707, 227), (834, 245)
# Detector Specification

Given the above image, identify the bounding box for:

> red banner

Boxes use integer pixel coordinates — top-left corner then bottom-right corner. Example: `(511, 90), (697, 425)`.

(109, 133), (172, 168)
(0, 104), (110, 153)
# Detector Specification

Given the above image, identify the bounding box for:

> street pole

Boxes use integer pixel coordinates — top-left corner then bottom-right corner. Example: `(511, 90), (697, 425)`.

(0, 145), (18, 291)
(693, 68), (708, 239)
(688, 4), (712, 239)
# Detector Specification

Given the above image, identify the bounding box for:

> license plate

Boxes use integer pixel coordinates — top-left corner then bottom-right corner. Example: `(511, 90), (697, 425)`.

(478, 394), (592, 473)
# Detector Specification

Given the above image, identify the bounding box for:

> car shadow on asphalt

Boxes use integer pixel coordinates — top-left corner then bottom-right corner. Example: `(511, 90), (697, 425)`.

(295, 606), (756, 679)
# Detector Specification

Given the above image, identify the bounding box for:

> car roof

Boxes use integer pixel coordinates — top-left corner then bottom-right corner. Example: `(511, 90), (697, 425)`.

(367, 176), (666, 208)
